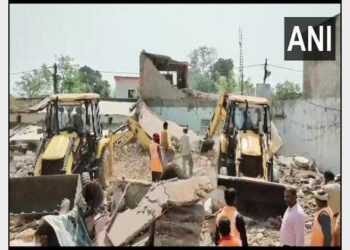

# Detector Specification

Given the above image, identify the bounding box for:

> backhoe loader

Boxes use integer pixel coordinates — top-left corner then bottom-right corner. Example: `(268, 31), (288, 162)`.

(10, 93), (152, 216)
(201, 92), (287, 218)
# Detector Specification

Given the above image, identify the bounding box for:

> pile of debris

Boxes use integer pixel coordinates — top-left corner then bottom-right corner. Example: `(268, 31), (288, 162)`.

(112, 143), (151, 182)
(105, 176), (214, 246)
(10, 175), (214, 246)
(10, 144), (36, 177)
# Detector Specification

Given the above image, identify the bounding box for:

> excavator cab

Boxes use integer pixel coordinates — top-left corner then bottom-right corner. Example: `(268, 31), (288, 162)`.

(201, 94), (286, 218)
(220, 100), (273, 180)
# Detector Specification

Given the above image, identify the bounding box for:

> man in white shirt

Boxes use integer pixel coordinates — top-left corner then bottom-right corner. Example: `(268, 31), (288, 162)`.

(58, 106), (69, 130)
(280, 186), (306, 246)
(179, 126), (193, 176)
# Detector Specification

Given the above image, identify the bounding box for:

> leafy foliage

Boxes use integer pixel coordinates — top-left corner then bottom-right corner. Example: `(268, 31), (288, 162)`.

(188, 46), (218, 74)
(210, 58), (234, 82)
(79, 66), (111, 97)
(15, 64), (52, 98)
(273, 80), (302, 101)
(188, 68), (217, 93)
(15, 55), (111, 97)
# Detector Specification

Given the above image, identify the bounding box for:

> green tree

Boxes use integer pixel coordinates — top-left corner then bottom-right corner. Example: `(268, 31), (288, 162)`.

(15, 64), (52, 97)
(273, 80), (302, 101)
(214, 71), (237, 93)
(210, 58), (234, 82)
(15, 55), (111, 97)
(188, 68), (216, 93)
(78, 66), (111, 97)
(56, 55), (82, 93)
(188, 46), (217, 74)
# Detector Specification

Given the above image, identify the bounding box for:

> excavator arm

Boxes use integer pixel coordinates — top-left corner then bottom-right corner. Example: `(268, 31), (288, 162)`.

(200, 92), (229, 152)
(106, 118), (152, 170)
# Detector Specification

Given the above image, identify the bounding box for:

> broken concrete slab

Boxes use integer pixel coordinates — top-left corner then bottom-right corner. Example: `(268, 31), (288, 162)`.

(275, 155), (294, 167)
(137, 101), (202, 152)
(294, 156), (310, 168)
(154, 204), (205, 246)
(10, 125), (43, 147)
(130, 230), (151, 246)
(106, 176), (214, 246)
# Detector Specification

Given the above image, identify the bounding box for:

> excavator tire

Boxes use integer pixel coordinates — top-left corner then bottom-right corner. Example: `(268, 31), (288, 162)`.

(98, 147), (111, 189)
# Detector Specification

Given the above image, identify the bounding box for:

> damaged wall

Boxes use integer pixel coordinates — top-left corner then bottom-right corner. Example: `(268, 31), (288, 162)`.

(151, 105), (215, 134)
(273, 97), (340, 173)
(140, 54), (187, 100)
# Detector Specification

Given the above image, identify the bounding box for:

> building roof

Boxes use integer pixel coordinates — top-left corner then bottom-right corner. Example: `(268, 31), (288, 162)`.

(114, 76), (140, 83)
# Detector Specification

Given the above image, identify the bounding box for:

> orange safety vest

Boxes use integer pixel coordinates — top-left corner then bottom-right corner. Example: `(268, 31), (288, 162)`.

(149, 142), (163, 173)
(218, 235), (242, 246)
(310, 206), (335, 246)
(216, 206), (242, 245)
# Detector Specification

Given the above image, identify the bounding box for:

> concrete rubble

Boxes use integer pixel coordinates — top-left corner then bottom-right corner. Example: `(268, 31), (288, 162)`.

(9, 135), (331, 247)
(106, 176), (214, 246)
(10, 148), (36, 177)
(154, 204), (205, 246)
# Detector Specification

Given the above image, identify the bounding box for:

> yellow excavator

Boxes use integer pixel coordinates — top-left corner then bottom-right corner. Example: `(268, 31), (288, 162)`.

(10, 93), (152, 216)
(201, 92), (287, 218)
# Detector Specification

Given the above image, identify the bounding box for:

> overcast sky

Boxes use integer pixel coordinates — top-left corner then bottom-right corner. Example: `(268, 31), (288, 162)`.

(10, 4), (340, 95)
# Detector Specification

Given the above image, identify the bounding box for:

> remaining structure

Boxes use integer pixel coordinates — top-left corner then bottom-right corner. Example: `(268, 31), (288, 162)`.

(273, 14), (341, 173)
(113, 76), (140, 99)
(303, 14), (340, 99)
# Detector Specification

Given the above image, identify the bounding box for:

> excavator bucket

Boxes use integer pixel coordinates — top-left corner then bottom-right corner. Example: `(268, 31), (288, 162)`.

(10, 174), (82, 217)
(217, 175), (287, 218)
(199, 139), (215, 153)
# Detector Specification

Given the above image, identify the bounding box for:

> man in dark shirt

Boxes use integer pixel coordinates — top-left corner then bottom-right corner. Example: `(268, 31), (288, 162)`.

(215, 188), (248, 246)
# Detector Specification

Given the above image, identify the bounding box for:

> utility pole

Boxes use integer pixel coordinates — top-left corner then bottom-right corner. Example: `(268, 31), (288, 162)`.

(53, 63), (58, 94)
(239, 27), (244, 95)
(263, 58), (271, 84)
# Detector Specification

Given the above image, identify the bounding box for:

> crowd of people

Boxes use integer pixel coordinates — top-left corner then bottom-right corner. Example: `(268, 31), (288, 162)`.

(148, 121), (341, 247)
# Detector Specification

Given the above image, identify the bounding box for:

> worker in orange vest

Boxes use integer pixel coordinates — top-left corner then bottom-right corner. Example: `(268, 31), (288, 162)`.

(215, 188), (248, 246)
(333, 212), (340, 246)
(218, 216), (242, 246)
(149, 133), (163, 182)
(310, 189), (335, 246)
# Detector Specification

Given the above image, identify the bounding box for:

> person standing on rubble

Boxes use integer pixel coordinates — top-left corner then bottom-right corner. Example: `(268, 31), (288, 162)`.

(180, 126), (193, 177)
(310, 189), (334, 246)
(218, 216), (242, 246)
(323, 171), (340, 222)
(161, 121), (170, 168)
(150, 133), (163, 182)
(215, 188), (248, 246)
(280, 186), (305, 246)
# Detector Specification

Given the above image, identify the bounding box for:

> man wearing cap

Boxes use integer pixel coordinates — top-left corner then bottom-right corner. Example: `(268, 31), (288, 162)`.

(180, 126), (193, 177)
(310, 189), (334, 246)
(323, 171), (340, 221)
(149, 133), (163, 182)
